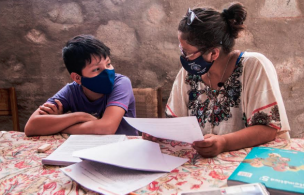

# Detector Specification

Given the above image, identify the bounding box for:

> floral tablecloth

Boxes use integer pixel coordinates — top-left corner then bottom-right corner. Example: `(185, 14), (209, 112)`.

(0, 131), (303, 195)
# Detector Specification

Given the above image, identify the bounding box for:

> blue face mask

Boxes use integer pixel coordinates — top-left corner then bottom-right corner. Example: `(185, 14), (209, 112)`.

(81, 69), (115, 94)
(180, 55), (213, 75)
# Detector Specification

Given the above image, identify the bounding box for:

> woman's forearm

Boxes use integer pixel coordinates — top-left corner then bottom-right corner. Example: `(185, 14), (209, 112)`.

(222, 125), (277, 152)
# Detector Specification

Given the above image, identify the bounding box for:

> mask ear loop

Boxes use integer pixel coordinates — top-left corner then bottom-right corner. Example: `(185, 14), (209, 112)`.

(201, 48), (215, 64)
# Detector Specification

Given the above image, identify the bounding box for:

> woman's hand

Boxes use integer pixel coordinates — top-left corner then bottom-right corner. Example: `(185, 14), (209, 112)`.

(192, 134), (227, 158)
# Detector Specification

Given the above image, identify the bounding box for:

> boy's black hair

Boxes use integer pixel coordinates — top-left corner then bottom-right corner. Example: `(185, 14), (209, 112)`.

(62, 34), (111, 76)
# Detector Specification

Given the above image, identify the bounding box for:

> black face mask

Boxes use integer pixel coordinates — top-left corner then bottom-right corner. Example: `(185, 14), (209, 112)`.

(180, 55), (214, 75)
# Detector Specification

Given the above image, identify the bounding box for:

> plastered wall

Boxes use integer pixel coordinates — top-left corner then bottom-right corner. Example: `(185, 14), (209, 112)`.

(0, 0), (303, 138)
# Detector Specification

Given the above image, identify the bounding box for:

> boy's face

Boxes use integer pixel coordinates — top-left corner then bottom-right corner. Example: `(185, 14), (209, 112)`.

(81, 55), (113, 78)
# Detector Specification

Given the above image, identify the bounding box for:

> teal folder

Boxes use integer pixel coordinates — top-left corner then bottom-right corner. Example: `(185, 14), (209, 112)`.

(228, 147), (304, 195)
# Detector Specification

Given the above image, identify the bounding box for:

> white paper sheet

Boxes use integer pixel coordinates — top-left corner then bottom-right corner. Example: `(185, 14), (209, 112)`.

(73, 139), (188, 172)
(61, 155), (187, 195)
(123, 116), (203, 143)
(42, 135), (126, 166)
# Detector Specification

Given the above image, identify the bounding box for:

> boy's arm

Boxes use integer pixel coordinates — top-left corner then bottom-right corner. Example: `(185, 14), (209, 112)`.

(61, 105), (125, 135)
(39, 99), (63, 115)
(24, 109), (97, 136)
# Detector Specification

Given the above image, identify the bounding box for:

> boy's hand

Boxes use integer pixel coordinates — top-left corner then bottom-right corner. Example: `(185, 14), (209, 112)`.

(61, 113), (98, 134)
(39, 99), (63, 115)
(192, 134), (227, 158)
(79, 113), (98, 122)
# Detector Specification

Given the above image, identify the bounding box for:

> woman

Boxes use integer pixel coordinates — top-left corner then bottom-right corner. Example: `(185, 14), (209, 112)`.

(147, 3), (290, 157)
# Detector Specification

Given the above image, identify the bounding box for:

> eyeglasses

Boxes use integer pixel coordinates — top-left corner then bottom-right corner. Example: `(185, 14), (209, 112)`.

(179, 44), (200, 59)
(186, 8), (204, 25)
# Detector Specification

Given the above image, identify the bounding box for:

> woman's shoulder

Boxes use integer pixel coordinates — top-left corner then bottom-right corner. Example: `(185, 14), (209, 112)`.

(174, 67), (189, 80)
(242, 51), (267, 58)
(241, 51), (275, 72)
(242, 52), (271, 64)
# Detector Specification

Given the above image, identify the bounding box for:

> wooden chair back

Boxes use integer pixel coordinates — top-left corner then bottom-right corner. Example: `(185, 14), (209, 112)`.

(0, 87), (20, 131)
(132, 87), (163, 118)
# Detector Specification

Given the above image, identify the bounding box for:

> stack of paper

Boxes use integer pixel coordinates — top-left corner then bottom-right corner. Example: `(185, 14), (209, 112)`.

(73, 139), (187, 172)
(42, 134), (127, 166)
(62, 161), (167, 195)
(58, 116), (203, 195)
(61, 139), (188, 195)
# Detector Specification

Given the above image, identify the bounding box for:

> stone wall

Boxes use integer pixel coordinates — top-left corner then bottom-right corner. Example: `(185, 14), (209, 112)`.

(0, 0), (303, 138)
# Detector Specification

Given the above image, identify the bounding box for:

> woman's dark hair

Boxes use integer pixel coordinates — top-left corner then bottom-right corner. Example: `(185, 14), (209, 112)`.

(178, 2), (247, 54)
(62, 34), (111, 76)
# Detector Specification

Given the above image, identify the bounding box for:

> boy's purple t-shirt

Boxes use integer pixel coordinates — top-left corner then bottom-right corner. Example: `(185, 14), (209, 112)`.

(47, 73), (137, 135)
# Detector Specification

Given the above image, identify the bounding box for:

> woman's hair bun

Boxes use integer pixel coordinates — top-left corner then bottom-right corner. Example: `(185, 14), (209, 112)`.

(221, 3), (247, 38)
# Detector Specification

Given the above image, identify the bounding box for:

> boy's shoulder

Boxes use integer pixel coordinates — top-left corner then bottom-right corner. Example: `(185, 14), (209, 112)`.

(114, 73), (130, 80)
(55, 81), (82, 98)
(114, 73), (131, 84)
(65, 81), (82, 91)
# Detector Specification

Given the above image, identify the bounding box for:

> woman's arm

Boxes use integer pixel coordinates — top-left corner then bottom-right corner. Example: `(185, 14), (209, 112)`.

(222, 125), (277, 151)
(192, 125), (277, 158)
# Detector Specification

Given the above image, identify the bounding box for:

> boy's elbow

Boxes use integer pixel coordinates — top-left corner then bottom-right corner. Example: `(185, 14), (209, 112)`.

(95, 121), (118, 135)
(108, 127), (118, 134)
(102, 126), (117, 135)
(24, 122), (34, 136)
(24, 116), (39, 136)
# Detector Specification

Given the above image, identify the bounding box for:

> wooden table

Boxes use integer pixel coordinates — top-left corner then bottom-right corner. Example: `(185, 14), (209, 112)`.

(0, 131), (303, 194)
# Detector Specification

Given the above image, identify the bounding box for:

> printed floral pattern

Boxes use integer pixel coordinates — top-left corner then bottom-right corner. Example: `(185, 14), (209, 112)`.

(185, 58), (243, 128)
(250, 111), (271, 126)
(248, 104), (282, 129)
(0, 131), (302, 194)
(271, 105), (281, 122)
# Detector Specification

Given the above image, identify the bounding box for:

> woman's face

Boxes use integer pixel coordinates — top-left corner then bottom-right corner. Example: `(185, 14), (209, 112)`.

(178, 31), (211, 61)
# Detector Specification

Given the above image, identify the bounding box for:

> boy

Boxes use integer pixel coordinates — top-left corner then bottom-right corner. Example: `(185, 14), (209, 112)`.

(25, 35), (137, 136)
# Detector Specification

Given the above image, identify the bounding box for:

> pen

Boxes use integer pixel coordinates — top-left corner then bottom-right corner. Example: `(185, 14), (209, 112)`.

(128, 193), (139, 195)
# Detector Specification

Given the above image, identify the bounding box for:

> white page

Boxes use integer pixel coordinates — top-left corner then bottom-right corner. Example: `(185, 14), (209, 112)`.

(123, 116), (203, 143)
(73, 139), (187, 172)
(61, 154), (188, 195)
(42, 135), (126, 166)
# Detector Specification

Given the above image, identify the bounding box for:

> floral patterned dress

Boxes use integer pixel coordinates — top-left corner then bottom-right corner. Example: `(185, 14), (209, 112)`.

(165, 52), (290, 139)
